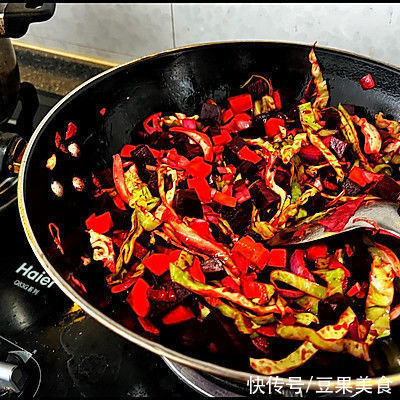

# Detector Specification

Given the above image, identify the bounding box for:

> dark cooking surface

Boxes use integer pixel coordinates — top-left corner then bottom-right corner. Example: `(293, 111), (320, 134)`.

(0, 81), (198, 398)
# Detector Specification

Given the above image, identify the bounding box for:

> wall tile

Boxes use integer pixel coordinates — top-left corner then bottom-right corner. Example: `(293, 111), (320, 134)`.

(173, 3), (400, 67)
(18, 3), (174, 63)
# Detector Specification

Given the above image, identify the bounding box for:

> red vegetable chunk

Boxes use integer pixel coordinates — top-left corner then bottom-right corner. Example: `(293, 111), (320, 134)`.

(360, 73), (375, 90)
(264, 118), (285, 137)
(85, 212), (114, 234)
(267, 248), (287, 268)
(162, 305), (195, 325)
(228, 93), (253, 114)
(143, 253), (171, 276)
(127, 278), (151, 317)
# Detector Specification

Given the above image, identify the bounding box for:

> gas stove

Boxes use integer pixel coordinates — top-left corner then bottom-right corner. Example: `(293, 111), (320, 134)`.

(0, 81), (256, 398)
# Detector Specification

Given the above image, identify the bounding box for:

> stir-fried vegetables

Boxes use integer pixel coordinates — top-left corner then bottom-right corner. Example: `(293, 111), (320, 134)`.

(46, 46), (400, 378)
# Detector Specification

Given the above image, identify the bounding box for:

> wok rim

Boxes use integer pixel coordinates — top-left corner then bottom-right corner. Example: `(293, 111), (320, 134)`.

(17, 40), (400, 390)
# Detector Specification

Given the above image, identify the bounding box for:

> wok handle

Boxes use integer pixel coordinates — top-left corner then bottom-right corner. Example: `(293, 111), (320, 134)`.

(0, 131), (26, 176)
(0, 3), (56, 38)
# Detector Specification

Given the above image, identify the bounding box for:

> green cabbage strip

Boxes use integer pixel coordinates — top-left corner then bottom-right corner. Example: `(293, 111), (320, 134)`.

(250, 307), (356, 375)
(276, 187), (319, 227)
(375, 112), (400, 139)
(365, 242), (396, 343)
(296, 295), (319, 315)
(210, 299), (254, 334)
(281, 133), (307, 164)
(291, 176), (302, 204)
(313, 268), (345, 296)
(294, 312), (320, 326)
(308, 131), (345, 181)
(276, 324), (370, 361)
(338, 104), (370, 169)
(298, 102), (323, 131)
(170, 256), (283, 316)
(309, 48), (329, 109)
(270, 270), (327, 299)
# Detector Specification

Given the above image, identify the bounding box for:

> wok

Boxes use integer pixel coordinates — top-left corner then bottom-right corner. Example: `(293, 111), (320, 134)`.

(16, 41), (400, 390)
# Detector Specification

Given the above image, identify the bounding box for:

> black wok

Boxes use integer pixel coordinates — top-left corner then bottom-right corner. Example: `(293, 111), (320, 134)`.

(17, 41), (400, 389)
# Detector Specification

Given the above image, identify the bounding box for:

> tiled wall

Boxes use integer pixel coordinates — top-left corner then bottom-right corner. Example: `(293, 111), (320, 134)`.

(16, 3), (400, 66)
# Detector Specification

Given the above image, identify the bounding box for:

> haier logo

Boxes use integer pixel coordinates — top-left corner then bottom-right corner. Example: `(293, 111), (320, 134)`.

(15, 263), (55, 289)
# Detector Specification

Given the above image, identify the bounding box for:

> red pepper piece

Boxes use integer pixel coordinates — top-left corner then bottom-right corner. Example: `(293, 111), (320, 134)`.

(120, 144), (138, 158)
(306, 243), (328, 262)
(290, 249), (315, 281)
(242, 280), (269, 303)
(143, 112), (162, 134)
(212, 129), (232, 146)
(189, 257), (205, 283)
(185, 156), (212, 178)
(348, 166), (383, 187)
(232, 251), (250, 274)
(134, 241), (148, 260)
(221, 183), (233, 196)
(113, 194), (127, 210)
(264, 118), (285, 137)
(161, 305), (195, 325)
(55, 132), (62, 148)
(267, 248), (287, 268)
(168, 249), (182, 263)
(138, 317), (159, 335)
(232, 235), (269, 269)
(256, 325), (278, 337)
(188, 219), (215, 243)
(188, 177), (212, 203)
(360, 73), (375, 90)
(127, 278), (151, 317)
(143, 253), (171, 276)
(213, 191), (237, 208)
(222, 108), (234, 124)
(164, 148), (190, 170)
(221, 276), (241, 292)
(85, 211), (114, 234)
(182, 118), (197, 129)
(347, 282), (362, 297)
(65, 122), (78, 140)
(237, 145), (262, 164)
(222, 113), (252, 133)
(299, 145), (322, 163)
(99, 107), (106, 116)
(322, 136), (332, 148)
(217, 165), (237, 175)
(280, 314), (297, 325)
(228, 93), (253, 114)
(234, 182), (251, 204)
(112, 154), (131, 204)
(323, 179), (339, 191)
(272, 90), (282, 110)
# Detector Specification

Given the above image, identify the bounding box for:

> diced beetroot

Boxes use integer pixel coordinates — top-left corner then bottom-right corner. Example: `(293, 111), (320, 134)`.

(251, 336), (271, 356)
(200, 102), (222, 125)
(347, 282), (362, 297)
(249, 180), (280, 209)
(329, 136), (348, 159)
(342, 178), (362, 196)
(372, 175), (400, 201)
(247, 79), (266, 99)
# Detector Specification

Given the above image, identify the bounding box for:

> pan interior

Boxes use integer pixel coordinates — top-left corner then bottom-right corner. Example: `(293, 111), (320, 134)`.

(20, 42), (400, 383)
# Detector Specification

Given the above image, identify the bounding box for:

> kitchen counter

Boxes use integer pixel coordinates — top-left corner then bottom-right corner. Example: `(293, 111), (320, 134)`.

(14, 45), (113, 97)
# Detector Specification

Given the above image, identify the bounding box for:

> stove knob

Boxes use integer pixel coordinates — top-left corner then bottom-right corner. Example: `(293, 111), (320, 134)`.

(0, 360), (27, 394)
